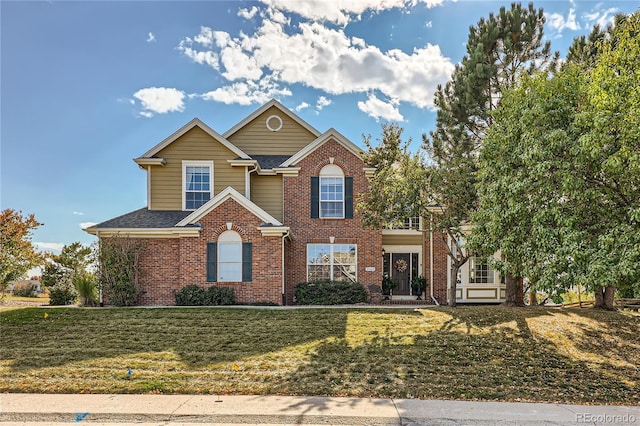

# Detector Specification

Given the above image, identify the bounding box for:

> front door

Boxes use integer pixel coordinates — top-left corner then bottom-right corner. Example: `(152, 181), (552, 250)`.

(390, 253), (411, 295)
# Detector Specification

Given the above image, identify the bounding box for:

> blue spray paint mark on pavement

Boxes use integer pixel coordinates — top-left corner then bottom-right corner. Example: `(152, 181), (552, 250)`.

(75, 412), (89, 422)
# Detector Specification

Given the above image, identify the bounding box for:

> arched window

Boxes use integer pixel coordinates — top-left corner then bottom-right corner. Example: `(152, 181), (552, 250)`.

(207, 231), (252, 282)
(319, 164), (344, 218)
(217, 231), (242, 282)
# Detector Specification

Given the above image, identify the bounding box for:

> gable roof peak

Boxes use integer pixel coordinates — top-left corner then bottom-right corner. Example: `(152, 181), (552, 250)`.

(222, 98), (321, 139)
(176, 186), (283, 227)
(280, 127), (364, 167)
(137, 117), (250, 160)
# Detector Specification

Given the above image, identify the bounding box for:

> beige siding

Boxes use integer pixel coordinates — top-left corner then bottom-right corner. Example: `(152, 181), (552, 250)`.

(227, 106), (317, 155)
(150, 127), (245, 210)
(382, 233), (423, 246)
(250, 175), (283, 222)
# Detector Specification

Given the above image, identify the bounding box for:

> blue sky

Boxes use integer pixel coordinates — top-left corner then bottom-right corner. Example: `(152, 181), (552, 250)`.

(1, 0), (637, 259)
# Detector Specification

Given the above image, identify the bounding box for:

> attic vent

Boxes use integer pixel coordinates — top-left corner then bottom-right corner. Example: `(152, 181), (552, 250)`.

(266, 115), (283, 132)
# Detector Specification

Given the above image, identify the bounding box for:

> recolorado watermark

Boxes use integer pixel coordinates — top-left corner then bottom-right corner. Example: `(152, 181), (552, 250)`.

(576, 413), (637, 424)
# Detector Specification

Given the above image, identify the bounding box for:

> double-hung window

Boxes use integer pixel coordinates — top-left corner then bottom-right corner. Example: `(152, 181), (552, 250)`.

(307, 243), (357, 282)
(183, 161), (213, 210)
(320, 176), (344, 218)
(319, 165), (344, 218)
(311, 164), (353, 219)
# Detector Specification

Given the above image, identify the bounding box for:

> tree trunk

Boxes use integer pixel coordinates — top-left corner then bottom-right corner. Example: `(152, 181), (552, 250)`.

(594, 287), (604, 308)
(529, 288), (536, 306)
(450, 264), (459, 307)
(594, 286), (616, 310)
(504, 273), (525, 307)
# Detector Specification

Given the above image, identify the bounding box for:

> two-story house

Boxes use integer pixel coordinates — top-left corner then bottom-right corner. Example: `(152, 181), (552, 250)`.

(86, 99), (505, 305)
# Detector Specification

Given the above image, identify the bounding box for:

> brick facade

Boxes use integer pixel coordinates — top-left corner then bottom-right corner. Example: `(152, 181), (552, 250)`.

(283, 139), (382, 304)
(132, 198), (283, 306)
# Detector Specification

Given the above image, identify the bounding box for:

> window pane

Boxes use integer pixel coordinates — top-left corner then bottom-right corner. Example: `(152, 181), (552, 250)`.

(333, 244), (356, 263)
(219, 242), (242, 262)
(218, 263), (242, 282)
(185, 166), (210, 195)
(307, 244), (331, 264)
(333, 265), (356, 282)
(218, 241), (242, 282)
(186, 191), (210, 210)
(308, 265), (331, 281)
(321, 201), (343, 218)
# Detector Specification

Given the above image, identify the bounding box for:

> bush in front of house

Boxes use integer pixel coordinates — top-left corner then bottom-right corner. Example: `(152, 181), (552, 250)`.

(295, 280), (368, 305)
(49, 269), (78, 306)
(98, 236), (142, 307)
(74, 273), (98, 307)
(12, 281), (38, 297)
(174, 285), (235, 306)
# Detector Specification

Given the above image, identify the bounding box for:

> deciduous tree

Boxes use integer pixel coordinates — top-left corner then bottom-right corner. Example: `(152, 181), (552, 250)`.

(472, 12), (640, 309)
(0, 209), (44, 294)
(425, 2), (557, 306)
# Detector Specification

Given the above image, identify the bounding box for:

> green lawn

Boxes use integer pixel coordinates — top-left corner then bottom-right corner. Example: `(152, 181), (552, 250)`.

(1, 306), (638, 404)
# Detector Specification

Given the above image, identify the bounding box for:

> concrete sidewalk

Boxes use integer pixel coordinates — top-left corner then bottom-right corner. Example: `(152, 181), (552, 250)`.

(1, 393), (638, 425)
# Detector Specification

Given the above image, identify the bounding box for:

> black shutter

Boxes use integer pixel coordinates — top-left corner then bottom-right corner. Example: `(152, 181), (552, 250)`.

(206, 243), (217, 282)
(310, 176), (319, 218)
(345, 176), (354, 219)
(242, 242), (252, 282)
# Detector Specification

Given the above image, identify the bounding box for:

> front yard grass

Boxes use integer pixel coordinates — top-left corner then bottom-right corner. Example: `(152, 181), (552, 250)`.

(0, 306), (638, 405)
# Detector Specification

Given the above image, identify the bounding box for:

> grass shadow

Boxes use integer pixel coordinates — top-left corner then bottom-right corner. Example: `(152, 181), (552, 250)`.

(276, 307), (639, 405)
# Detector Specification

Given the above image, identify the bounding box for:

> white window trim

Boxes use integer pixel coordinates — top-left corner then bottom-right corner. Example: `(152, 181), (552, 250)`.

(182, 160), (214, 211)
(306, 243), (357, 282)
(319, 175), (345, 219)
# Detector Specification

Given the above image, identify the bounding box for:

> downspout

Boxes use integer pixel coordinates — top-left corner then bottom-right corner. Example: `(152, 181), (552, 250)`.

(429, 215), (439, 305)
(97, 231), (104, 307)
(281, 229), (289, 305)
(246, 166), (257, 199)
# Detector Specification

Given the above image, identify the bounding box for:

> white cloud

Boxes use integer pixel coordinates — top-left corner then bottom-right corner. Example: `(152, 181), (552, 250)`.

(146, 32), (156, 43)
(584, 7), (618, 29)
(295, 102), (310, 111)
(34, 242), (64, 252)
(258, 0), (445, 26)
(200, 76), (291, 106)
(178, 43), (220, 68)
(425, 21), (432, 28)
(73, 211), (84, 216)
(357, 94), (404, 121)
(316, 96), (332, 111)
(238, 6), (259, 19)
(178, 19), (453, 109)
(133, 87), (186, 117)
(80, 222), (98, 229)
(546, 8), (580, 35)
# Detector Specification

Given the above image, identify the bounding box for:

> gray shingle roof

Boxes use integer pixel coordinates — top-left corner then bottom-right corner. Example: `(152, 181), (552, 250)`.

(252, 155), (291, 170)
(91, 208), (195, 229)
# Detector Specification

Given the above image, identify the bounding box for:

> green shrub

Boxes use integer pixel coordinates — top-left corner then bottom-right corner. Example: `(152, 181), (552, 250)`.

(411, 276), (427, 297)
(174, 285), (206, 306)
(382, 276), (397, 295)
(12, 281), (38, 297)
(74, 273), (98, 307)
(98, 236), (142, 306)
(174, 285), (235, 306)
(205, 286), (235, 305)
(49, 269), (77, 306)
(295, 280), (368, 305)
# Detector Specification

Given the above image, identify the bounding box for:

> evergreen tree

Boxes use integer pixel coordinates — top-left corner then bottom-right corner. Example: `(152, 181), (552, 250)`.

(424, 2), (557, 306)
